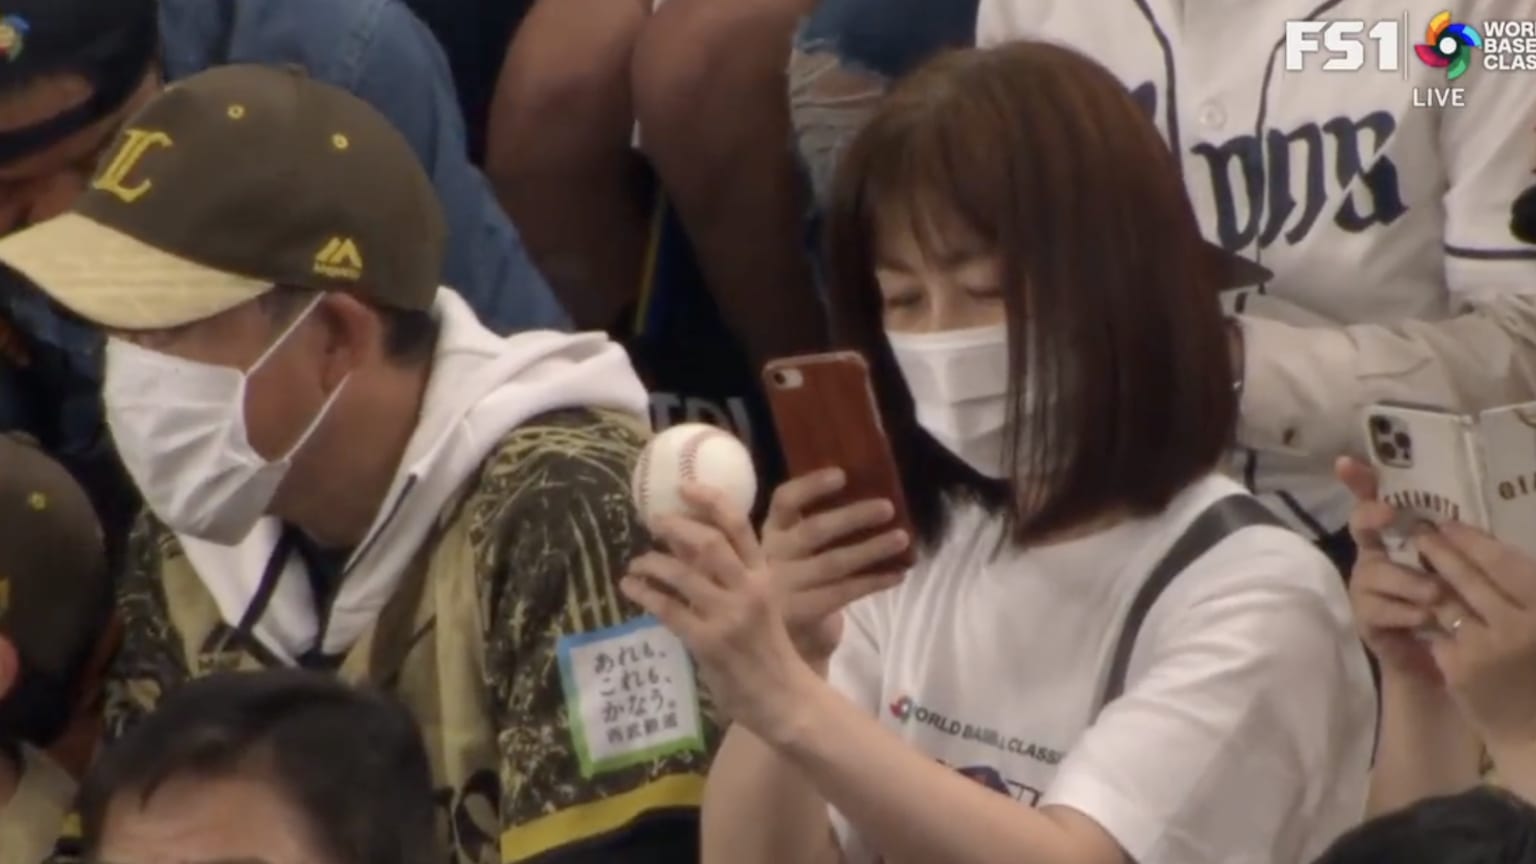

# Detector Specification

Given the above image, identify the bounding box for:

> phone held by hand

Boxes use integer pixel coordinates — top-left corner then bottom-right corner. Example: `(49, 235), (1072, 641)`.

(763, 351), (918, 571)
(1363, 400), (1536, 568)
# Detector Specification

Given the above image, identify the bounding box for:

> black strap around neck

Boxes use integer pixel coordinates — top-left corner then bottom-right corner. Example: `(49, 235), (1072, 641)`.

(230, 527), (297, 645)
(1096, 495), (1285, 712)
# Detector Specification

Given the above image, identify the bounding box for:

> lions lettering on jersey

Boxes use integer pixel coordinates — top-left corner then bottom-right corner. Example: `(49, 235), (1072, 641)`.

(1126, 82), (1403, 255)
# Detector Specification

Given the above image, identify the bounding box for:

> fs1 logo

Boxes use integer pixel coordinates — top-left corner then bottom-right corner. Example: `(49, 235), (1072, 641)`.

(1285, 11), (1484, 108)
(1284, 19), (1403, 72)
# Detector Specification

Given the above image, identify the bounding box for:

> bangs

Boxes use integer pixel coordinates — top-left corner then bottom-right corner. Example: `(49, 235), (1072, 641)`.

(848, 96), (1019, 265)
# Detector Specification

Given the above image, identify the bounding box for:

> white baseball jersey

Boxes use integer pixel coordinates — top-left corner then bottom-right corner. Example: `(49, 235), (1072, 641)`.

(827, 475), (1376, 864)
(978, 0), (1536, 538)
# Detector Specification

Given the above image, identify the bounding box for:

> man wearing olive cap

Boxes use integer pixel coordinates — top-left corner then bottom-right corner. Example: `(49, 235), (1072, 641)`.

(0, 0), (568, 574)
(0, 432), (111, 864)
(0, 64), (712, 864)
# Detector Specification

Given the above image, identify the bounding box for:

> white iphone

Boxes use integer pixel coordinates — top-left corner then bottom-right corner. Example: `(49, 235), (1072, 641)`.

(1363, 400), (1536, 568)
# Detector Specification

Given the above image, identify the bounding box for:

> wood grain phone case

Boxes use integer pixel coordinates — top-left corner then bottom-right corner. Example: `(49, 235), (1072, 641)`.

(763, 351), (918, 570)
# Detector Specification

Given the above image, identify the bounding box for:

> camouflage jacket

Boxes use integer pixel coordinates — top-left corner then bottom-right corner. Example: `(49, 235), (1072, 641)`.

(48, 408), (719, 864)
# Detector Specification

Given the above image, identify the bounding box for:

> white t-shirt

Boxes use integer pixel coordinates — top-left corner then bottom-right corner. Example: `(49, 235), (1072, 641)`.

(827, 475), (1376, 864)
(975, 0), (1536, 537)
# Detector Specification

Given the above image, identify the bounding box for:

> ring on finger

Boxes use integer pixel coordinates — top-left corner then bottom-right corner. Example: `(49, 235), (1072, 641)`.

(1436, 605), (1470, 637)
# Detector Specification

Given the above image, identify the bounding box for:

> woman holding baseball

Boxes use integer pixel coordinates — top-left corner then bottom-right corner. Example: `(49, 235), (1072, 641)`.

(620, 41), (1376, 864)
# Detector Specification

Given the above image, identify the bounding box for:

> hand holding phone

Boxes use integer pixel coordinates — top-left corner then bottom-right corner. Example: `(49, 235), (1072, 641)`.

(1363, 400), (1536, 568)
(763, 352), (918, 573)
(1364, 404), (1485, 569)
(757, 467), (913, 661)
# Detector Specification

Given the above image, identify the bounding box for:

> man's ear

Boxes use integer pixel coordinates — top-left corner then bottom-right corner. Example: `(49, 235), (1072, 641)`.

(315, 292), (372, 389)
(0, 636), (18, 700)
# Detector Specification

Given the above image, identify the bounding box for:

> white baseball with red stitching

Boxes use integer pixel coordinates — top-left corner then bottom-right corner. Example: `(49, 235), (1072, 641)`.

(631, 423), (757, 522)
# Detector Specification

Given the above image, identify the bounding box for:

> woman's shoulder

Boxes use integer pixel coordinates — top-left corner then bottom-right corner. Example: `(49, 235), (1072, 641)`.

(1158, 475), (1348, 607)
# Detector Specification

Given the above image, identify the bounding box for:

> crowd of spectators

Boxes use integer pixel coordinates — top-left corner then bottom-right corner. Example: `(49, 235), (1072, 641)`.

(1, 0), (1536, 863)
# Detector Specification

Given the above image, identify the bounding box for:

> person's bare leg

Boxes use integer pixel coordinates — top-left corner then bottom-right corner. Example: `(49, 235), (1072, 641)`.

(632, 0), (829, 369)
(486, 0), (652, 329)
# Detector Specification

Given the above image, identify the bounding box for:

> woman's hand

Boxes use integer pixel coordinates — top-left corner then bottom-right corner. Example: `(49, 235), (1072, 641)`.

(1338, 457), (1445, 684)
(1413, 522), (1536, 758)
(759, 469), (910, 663)
(622, 490), (822, 740)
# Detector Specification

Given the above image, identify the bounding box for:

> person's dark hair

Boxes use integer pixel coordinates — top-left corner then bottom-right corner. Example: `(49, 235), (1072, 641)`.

(1312, 787), (1536, 864)
(260, 286), (438, 366)
(78, 670), (440, 864)
(823, 41), (1236, 547)
(0, 0), (160, 165)
(1513, 182), (1536, 245)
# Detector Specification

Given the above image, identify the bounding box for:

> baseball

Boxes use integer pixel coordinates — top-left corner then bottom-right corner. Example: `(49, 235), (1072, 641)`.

(632, 423), (757, 523)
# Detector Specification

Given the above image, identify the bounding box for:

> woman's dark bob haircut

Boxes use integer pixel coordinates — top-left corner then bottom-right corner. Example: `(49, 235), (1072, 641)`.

(824, 40), (1237, 547)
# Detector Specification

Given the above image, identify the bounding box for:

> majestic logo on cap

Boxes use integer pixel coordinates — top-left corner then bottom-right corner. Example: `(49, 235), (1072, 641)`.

(313, 237), (364, 280)
(0, 15), (28, 62)
(93, 129), (173, 204)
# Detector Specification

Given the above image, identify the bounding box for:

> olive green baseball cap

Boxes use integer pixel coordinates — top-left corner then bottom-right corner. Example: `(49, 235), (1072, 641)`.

(0, 63), (447, 331)
(0, 433), (107, 680)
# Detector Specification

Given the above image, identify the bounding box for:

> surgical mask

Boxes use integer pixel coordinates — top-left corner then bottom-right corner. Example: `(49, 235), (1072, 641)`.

(104, 298), (347, 545)
(888, 324), (1022, 479)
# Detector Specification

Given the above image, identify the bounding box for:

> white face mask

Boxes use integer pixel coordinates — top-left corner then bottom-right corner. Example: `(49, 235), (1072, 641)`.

(887, 324), (1020, 479)
(104, 298), (348, 545)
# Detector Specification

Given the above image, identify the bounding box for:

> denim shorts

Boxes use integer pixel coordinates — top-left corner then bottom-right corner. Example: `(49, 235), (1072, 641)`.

(789, 0), (979, 208)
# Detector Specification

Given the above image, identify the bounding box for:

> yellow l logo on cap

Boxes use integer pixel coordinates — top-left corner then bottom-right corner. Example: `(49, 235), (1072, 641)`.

(313, 237), (363, 280)
(93, 129), (173, 204)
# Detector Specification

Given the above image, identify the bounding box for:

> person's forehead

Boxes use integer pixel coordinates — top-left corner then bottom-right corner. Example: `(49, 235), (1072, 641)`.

(874, 203), (993, 271)
(97, 774), (321, 864)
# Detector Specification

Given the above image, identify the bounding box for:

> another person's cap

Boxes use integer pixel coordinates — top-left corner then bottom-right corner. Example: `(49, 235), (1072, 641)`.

(0, 0), (159, 164)
(0, 433), (108, 679)
(0, 64), (447, 330)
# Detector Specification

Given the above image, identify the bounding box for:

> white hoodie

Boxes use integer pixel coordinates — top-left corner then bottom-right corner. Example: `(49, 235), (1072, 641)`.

(177, 289), (651, 663)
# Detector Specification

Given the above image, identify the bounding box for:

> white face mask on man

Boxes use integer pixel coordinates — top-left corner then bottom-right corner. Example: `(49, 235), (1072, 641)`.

(887, 324), (1038, 480)
(104, 297), (348, 545)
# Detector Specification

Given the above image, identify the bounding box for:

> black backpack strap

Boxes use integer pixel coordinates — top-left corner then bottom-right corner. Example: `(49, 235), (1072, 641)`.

(1097, 495), (1286, 712)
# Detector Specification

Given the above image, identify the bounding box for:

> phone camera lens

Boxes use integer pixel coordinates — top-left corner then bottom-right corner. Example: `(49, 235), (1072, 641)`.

(772, 371), (789, 387)
(1370, 416), (1391, 435)
(1379, 442), (1398, 461)
(1393, 432), (1411, 449)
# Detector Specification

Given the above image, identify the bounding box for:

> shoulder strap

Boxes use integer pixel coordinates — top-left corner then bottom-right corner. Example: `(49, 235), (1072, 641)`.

(1097, 495), (1285, 712)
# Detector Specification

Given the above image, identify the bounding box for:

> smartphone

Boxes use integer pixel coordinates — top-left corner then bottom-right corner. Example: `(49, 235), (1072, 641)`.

(1363, 400), (1536, 567)
(763, 351), (918, 571)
